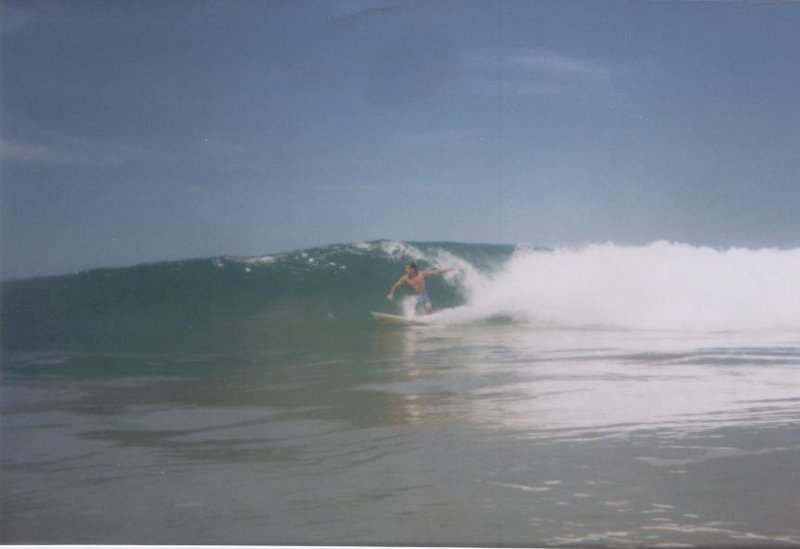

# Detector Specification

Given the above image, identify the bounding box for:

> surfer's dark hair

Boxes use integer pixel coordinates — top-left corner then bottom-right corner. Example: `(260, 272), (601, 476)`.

(407, 262), (418, 272)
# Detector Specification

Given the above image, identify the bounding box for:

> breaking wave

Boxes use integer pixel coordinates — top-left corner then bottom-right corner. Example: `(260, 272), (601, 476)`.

(3, 240), (799, 352)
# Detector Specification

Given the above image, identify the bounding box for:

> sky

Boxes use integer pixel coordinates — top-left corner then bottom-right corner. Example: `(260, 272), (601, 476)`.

(1, 0), (799, 279)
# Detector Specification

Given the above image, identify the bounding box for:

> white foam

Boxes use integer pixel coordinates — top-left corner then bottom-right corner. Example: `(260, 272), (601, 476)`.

(378, 240), (425, 259)
(241, 255), (280, 265)
(443, 241), (800, 331)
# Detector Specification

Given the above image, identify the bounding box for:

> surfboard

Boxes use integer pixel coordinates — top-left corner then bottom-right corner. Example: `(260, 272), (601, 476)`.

(371, 312), (428, 326)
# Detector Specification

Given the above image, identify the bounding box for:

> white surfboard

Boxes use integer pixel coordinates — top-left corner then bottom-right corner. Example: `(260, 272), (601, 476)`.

(371, 312), (429, 326)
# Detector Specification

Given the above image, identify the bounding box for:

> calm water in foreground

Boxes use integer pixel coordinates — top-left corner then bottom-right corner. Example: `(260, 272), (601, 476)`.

(2, 325), (799, 546)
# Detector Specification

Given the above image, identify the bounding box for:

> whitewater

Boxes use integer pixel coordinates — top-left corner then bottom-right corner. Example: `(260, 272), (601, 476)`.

(2, 240), (800, 546)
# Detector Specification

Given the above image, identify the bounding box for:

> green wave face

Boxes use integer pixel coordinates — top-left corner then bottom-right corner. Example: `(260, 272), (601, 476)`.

(1, 241), (516, 352)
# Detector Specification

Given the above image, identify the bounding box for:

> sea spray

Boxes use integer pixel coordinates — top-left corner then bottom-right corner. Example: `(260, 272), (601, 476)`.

(439, 241), (800, 331)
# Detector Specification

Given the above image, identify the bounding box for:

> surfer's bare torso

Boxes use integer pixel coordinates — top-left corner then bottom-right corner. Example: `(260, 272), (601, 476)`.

(386, 263), (453, 314)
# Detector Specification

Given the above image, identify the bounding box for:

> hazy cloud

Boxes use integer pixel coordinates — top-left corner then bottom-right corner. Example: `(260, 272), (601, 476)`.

(326, 0), (407, 23)
(474, 49), (616, 79)
(501, 50), (614, 79)
(1, 132), (159, 167)
(467, 49), (617, 98)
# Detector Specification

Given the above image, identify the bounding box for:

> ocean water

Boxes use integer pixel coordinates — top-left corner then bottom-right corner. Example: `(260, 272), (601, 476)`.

(2, 240), (800, 546)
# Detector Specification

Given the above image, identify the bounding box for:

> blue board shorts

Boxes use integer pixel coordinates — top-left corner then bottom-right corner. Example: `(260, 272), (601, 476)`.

(415, 293), (432, 313)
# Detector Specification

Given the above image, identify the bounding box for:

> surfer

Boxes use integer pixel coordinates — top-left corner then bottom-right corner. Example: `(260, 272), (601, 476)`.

(386, 262), (453, 315)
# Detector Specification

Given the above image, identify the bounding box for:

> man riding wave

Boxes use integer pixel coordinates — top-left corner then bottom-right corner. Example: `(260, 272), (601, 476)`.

(386, 262), (453, 315)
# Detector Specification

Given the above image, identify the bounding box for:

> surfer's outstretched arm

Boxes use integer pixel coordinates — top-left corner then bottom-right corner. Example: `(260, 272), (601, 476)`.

(423, 268), (453, 277)
(386, 276), (407, 300)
